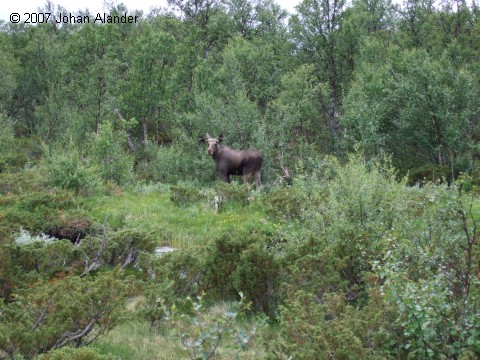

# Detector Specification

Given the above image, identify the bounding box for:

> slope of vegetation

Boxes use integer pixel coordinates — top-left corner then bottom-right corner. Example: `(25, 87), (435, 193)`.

(1, 0), (480, 358)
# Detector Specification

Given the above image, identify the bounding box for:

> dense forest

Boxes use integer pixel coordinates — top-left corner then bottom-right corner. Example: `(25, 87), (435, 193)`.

(1, 0), (480, 358)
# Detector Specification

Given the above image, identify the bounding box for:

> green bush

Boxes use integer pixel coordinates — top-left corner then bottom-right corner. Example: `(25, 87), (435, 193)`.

(89, 121), (135, 187)
(273, 290), (397, 359)
(214, 181), (251, 206)
(262, 187), (306, 221)
(37, 346), (114, 360)
(408, 163), (452, 184)
(203, 231), (256, 300)
(136, 144), (214, 184)
(139, 247), (205, 328)
(0, 229), (82, 300)
(0, 271), (128, 359)
(44, 145), (102, 195)
(377, 183), (480, 359)
(0, 115), (17, 173)
(0, 189), (94, 243)
(0, 168), (47, 195)
(203, 229), (279, 314)
(11, 228), (79, 275)
(272, 155), (480, 358)
(457, 167), (480, 194)
(285, 155), (405, 304)
(231, 240), (279, 315)
(163, 294), (265, 360)
(169, 183), (206, 205)
(79, 228), (157, 272)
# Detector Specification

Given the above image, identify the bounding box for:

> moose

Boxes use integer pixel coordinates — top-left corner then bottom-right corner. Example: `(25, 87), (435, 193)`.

(202, 133), (263, 188)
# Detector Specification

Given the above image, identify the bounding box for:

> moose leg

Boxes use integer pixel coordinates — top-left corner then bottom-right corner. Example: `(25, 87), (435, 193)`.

(243, 173), (252, 185)
(220, 173), (230, 183)
(254, 171), (261, 189)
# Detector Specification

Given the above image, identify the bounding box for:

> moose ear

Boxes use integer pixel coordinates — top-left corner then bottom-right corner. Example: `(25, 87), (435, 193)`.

(218, 133), (225, 142)
(199, 133), (210, 142)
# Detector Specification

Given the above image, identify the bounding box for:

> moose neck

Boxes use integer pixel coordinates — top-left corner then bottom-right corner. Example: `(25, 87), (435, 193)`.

(212, 146), (224, 161)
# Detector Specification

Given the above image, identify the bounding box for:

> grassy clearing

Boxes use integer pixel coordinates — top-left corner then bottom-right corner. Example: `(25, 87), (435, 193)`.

(86, 188), (275, 248)
(95, 313), (269, 359)
(93, 321), (184, 360)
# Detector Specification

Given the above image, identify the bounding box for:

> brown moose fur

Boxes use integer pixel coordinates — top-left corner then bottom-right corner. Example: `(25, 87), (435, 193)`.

(202, 133), (263, 188)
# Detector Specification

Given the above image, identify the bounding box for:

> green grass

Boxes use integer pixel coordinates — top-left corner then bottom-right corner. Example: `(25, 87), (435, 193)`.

(93, 320), (184, 359)
(95, 315), (269, 359)
(86, 189), (275, 248)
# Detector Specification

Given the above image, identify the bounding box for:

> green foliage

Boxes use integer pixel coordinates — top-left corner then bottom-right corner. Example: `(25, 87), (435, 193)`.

(457, 169), (480, 194)
(376, 184), (480, 359)
(170, 182), (207, 205)
(136, 143), (214, 184)
(0, 271), (128, 359)
(1, 0), (479, 185)
(163, 293), (265, 360)
(140, 247), (205, 328)
(231, 240), (279, 315)
(119, 22), (175, 145)
(269, 64), (330, 156)
(269, 155), (480, 358)
(203, 231), (256, 300)
(37, 346), (115, 360)
(203, 229), (279, 314)
(274, 290), (396, 359)
(0, 115), (17, 172)
(343, 47), (479, 177)
(44, 143), (102, 195)
(79, 228), (157, 272)
(0, 168), (47, 196)
(262, 187), (307, 221)
(214, 181), (251, 206)
(0, 36), (18, 113)
(0, 188), (94, 243)
(2, 1), (480, 357)
(407, 163), (453, 184)
(89, 120), (135, 186)
(9, 229), (78, 277)
(266, 156), (411, 357)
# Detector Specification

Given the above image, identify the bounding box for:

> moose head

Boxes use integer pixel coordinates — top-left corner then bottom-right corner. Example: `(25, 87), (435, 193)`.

(203, 133), (225, 157)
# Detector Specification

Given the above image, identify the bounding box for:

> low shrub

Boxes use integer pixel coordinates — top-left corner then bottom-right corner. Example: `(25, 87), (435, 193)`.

(163, 294), (266, 360)
(0, 190), (94, 243)
(262, 187), (306, 221)
(169, 183), (206, 205)
(89, 121), (135, 187)
(214, 181), (251, 206)
(37, 346), (115, 360)
(10, 228), (79, 275)
(203, 229), (280, 315)
(0, 117), (44, 172)
(44, 145), (102, 196)
(79, 228), (157, 273)
(0, 168), (48, 196)
(408, 163), (452, 184)
(136, 144), (214, 184)
(0, 271), (128, 359)
(272, 290), (397, 359)
(139, 247), (205, 328)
